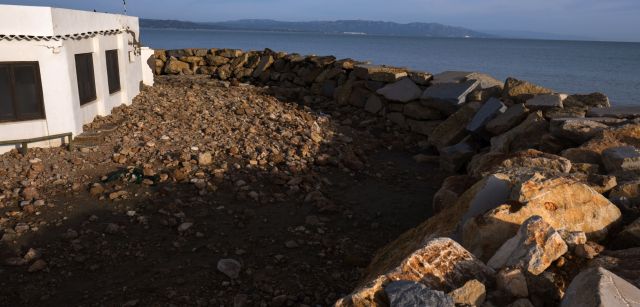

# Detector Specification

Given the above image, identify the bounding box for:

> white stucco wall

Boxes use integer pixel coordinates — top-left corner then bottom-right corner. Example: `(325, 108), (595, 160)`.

(0, 5), (152, 154)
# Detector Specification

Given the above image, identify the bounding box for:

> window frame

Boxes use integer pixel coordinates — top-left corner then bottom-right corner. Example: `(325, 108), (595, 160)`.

(74, 53), (97, 105)
(105, 49), (121, 94)
(0, 61), (46, 123)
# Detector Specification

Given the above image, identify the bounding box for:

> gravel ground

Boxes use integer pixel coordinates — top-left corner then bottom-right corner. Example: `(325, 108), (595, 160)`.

(0, 75), (446, 306)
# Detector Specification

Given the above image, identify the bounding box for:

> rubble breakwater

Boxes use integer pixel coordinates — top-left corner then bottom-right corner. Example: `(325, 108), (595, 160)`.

(153, 48), (640, 306)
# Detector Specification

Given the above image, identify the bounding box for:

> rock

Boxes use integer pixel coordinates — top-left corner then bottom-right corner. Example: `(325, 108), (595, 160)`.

(614, 218), (640, 248)
(217, 259), (242, 279)
(485, 103), (530, 136)
(525, 93), (567, 110)
(406, 119), (441, 137)
(457, 174), (514, 236)
(386, 112), (407, 128)
(558, 230), (587, 250)
(448, 279), (486, 306)
(575, 241), (604, 259)
(467, 72), (505, 89)
(561, 124), (640, 164)
(564, 92), (610, 109)
(408, 71), (433, 85)
(544, 106), (588, 119)
(590, 248), (640, 288)
(466, 98), (507, 136)
(384, 281), (454, 307)
(503, 77), (553, 103)
(353, 64), (408, 82)
(28, 259), (47, 272)
(252, 55), (274, 78)
(432, 175), (477, 214)
(490, 111), (548, 153)
(550, 118), (609, 143)
(21, 187), (39, 201)
(462, 175), (621, 261)
(602, 146), (640, 173)
(467, 149), (572, 179)
(335, 238), (494, 307)
(429, 101), (482, 149)
(164, 58), (190, 75)
(376, 78), (422, 103)
(561, 267), (640, 307)
(487, 216), (568, 275)
(421, 80), (480, 114)
(403, 102), (443, 120)
(217, 49), (243, 58)
(497, 267), (529, 298)
(204, 55), (229, 66)
(198, 152), (213, 166)
(439, 140), (477, 173)
(364, 94), (383, 114)
(178, 222), (193, 232)
(588, 106), (640, 119)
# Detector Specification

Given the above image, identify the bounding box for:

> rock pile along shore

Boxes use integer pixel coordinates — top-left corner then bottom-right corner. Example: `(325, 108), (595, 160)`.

(153, 48), (640, 306)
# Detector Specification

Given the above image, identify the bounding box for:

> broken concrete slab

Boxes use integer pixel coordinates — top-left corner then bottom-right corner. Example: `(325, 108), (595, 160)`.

(561, 267), (640, 307)
(353, 64), (408, 82)
(376, 78), (423, 103)
(421, 80), (481, 114)
(467, 98), (507, 135)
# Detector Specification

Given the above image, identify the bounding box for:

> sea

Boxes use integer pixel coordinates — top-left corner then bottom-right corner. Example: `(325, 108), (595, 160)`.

(141, 28), (640, 106)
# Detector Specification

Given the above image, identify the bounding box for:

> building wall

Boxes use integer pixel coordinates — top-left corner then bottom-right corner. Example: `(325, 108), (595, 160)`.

(0, 7), (151, 154)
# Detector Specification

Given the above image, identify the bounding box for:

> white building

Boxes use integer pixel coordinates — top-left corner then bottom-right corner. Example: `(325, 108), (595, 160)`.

(0, 5), (154, 153)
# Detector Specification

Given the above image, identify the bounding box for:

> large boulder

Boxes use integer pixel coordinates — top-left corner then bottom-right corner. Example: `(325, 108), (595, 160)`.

(588, 106), (640, 119)
(560, 124), (640, 164)
(525, 93), (567, 110)
(376, 78), (422, 103)
(561, 267), (640, 307)
(462, 174), (622, 260)
(448, 279), (486, 306)
(252, 54), (275, 78)
(503, 77), (553, 103)
(490, 111), (549, 153)
(421, 80), (480, 115)
(429, 102), (482, 149)
(439, 140), (477, 173)
(467, 149), (572, 179)
(614, 218), (640, 249)
(590, 248), (640, 288)
(384, 281), (454, 307)
(335, 238), (495, 307)
(487, 216), (568, 275)
(432, 175), (477, 214)
(602, 146), (640, 174)
(550, 118), (609, 144)
(564, 92), (610, 109)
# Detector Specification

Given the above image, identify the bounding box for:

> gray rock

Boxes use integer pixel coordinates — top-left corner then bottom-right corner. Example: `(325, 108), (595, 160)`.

(550, 118), (609, 143)
(386, 112), (407, 128)
(404, 101), (443, 120)
(602, 146), (640, 173)
(407, 119), (441, 136)
(487, 216), (568, 275)
(467, 98), (507, 135)
(421, 80), (481, 114)
(385, 281), (455, 307)
(525, 94), (567, 110)
(432, 71), (474, 84)
(497, 267), (529, 298)
(490, 111), (549, 153)
(429, 101), (482, 149)
(565, 93), (611, 108)
(409, 71), (433, 85)
(217, 259), (242, 279)
(588, 106), (640, 119)
(376, 78), (423, 103)
(561, 267), (640, 307)
(440, 140), (477, 173)
(364, 94), (383, 114)
(485, 103), (530, 135)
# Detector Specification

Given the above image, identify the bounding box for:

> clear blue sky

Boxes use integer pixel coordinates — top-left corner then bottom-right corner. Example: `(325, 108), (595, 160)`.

(2, 0), (639, 42)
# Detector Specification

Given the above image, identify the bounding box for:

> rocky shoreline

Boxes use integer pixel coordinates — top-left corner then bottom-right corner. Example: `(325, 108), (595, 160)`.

(153, 48), (640, 306)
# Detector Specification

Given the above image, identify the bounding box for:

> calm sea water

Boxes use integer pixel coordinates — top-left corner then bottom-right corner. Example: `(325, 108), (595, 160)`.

(141, 28), (640, 106)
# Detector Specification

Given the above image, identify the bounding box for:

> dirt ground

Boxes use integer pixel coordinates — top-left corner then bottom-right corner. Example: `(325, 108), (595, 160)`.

(0, 76), (447, 306)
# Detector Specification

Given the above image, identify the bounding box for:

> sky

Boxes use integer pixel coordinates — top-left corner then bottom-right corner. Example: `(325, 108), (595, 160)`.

(1, 0), (639, 42)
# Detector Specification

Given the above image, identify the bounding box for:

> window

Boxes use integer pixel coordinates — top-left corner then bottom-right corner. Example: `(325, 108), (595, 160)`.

(75, 53), (96, 105)
(105, 50), (121, 94)
(0, 62), (45, 123)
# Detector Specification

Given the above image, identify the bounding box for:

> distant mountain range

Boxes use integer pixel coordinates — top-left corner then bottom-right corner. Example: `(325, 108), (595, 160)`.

(140, 19), (494, 38)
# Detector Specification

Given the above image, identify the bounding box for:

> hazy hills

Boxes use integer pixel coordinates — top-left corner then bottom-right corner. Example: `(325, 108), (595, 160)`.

(140, 18), (493, 38)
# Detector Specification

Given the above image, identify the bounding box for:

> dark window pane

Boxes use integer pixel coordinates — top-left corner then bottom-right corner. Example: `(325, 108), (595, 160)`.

(0, 66), (15, 120)
(106, 50), (121, 94)
(13, 65), (41, 118)
(75, 53), (96, 105)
